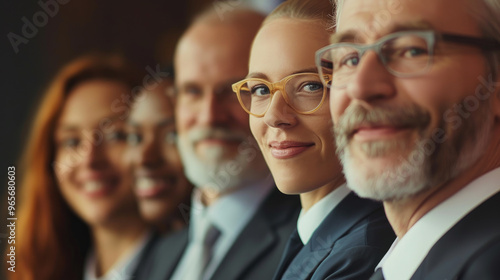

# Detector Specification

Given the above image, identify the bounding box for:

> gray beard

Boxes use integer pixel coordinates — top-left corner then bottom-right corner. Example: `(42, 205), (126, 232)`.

(336, 103), (492, 202)
(176, 133), (269, 196)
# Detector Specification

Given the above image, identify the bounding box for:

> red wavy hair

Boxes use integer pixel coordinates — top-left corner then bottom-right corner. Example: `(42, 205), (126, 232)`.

(10, 54), (138, 280)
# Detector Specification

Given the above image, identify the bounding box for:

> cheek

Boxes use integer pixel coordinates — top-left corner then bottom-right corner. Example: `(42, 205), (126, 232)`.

(249, 117), (266, 146)
(163, 148), (184, 171)
(124, 146), (139, 167)
(175, 104), (193, 134)
(330, 87), (349, 124)
(53, 150), (76, 183)
(106, 144), (129, 173)
(399, 73), (476, 128)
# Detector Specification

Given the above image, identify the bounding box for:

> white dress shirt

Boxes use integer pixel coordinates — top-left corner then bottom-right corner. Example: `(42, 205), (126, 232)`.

(297, 184), (351, 244)
(83, 231), (153, 280)
(171, 179), (274, 280)
(377, 167), (500, 280)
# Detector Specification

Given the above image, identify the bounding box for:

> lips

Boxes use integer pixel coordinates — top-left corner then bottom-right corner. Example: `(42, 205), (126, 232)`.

(351, 124), (412, 142)
(269, 141), (314, 159)
(80, 178), (118, 198)
(134, 177), (173, 198)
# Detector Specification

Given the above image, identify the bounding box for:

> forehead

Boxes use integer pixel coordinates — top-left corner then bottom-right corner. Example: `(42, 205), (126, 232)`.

(337, 0), (480, 41)
(130, 86), (174, 123)
(175, 24), (253, 84)
(250, 18), (330, 75)
(59, 79), (127, 125)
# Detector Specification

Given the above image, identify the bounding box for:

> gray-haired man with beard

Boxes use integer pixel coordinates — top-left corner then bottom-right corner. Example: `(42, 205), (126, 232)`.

(136, 7), (300, 280)
(315, 0), (500, 279)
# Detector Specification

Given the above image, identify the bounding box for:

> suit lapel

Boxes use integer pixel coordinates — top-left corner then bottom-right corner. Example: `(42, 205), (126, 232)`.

(309, 193), (382, 251)
(211, 188), (299, 280)
(283, 193), (383, 280)
(211, 208), (276, 280)
(273, 229), (304, 280)
(148, 229), (189, 280)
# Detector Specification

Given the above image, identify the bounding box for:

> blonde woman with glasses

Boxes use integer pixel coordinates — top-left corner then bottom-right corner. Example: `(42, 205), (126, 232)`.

(232, 0), (395, 279)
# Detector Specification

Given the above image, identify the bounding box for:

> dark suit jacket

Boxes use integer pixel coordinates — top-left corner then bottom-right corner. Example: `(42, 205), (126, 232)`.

(274, 192), (395, 280)
(131, 231), (160, 279)
(136, 188), (301, 280)
(410, 191), (500, 280)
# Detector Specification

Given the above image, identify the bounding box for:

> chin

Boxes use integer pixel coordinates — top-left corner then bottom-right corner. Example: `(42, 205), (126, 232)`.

(274, 180), (305, 195)
(140, 203), (173, 222)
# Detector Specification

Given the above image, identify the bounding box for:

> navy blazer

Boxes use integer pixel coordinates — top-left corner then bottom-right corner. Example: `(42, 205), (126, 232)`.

(135, 188), (301, 280)
(410, 191), (500, 280)
(274, 192), (395, 280)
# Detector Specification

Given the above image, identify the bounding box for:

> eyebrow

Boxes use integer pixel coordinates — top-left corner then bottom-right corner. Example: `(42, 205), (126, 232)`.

(127, 117), (175, 128)
(247, 67), (319, 80)
(330, 21), (435, 44)
(176, 82), (199, 92)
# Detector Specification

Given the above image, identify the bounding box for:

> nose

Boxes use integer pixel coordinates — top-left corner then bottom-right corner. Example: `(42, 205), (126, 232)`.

(136, 136), (163, 168)
(262, 90), (297, 128)
(346, 51), (396, 104)
(198, 90), (229, 126)
(79, 141), (106, 169)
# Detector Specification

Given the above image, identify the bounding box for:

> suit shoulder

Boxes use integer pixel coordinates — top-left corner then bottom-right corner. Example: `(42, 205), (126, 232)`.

(459, 237), (500, 279)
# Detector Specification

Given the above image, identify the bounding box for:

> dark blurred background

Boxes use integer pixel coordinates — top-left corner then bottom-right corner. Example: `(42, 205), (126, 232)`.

(2, 0), (216, 171)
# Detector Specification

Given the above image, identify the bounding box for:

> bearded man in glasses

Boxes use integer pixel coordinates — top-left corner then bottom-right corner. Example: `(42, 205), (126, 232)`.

(316, 0), (500, 279)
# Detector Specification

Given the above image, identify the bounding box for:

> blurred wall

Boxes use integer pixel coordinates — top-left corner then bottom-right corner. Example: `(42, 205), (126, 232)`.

(1, 0), (219, 171)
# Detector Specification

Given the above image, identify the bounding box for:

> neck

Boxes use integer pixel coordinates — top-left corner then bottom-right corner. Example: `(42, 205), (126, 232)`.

(91, 216), (148, 277)
(199, 183), (246, 206)
(385, 127), (500, 238)
(300, 175), (346, 211)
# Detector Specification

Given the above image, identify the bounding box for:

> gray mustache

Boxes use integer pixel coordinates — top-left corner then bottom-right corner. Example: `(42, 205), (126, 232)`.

(335, 103), (431, 141)
(188, 127), (248, 143)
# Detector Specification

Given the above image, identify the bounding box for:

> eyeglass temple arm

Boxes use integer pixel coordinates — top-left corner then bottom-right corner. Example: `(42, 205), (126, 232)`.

(440, 33), (500, 50)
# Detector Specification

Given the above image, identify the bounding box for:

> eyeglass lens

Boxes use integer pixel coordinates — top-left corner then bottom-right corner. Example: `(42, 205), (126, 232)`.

(237, 74), (325, 115)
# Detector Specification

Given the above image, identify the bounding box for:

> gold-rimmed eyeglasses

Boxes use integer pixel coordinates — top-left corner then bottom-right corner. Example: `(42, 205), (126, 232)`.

(231, 73), (328, 117)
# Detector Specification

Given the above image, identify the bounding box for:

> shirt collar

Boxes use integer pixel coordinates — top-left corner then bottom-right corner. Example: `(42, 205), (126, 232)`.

(189, 178), (274, 239)
(83, 231), (153, 280)
(297, 184), (351, 244)
(377, 167), (500, 280)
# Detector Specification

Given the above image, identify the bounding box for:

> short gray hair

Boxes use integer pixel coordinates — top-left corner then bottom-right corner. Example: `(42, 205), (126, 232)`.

(333, 0), (500, 78)
(467, 0), (500, 78)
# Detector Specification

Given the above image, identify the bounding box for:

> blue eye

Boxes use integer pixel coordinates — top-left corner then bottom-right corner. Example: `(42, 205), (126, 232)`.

(342, 55), (360, 67)
(164, 131), (177, 145)
(127, 132), (142, 145)
(60, 138), (80, 148)
(251, 85), (271, 96)
(180, 85), (202, 97)
(403, 47), (428, 58)
(106, 131), (127, 142)
(302, 82), (323, 92)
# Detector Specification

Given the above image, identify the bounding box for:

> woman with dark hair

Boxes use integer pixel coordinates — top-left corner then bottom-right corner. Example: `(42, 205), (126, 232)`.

(11, 54), (149, 280)
(125, 76), (193, 234)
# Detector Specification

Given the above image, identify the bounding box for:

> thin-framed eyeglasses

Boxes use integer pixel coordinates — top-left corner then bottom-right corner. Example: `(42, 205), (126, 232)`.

(231, 72), (327, 118)
(315, 30), (500, 88)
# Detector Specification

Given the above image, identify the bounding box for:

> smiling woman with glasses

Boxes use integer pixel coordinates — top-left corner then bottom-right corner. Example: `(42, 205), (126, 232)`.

(233, 0), (395, 279)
